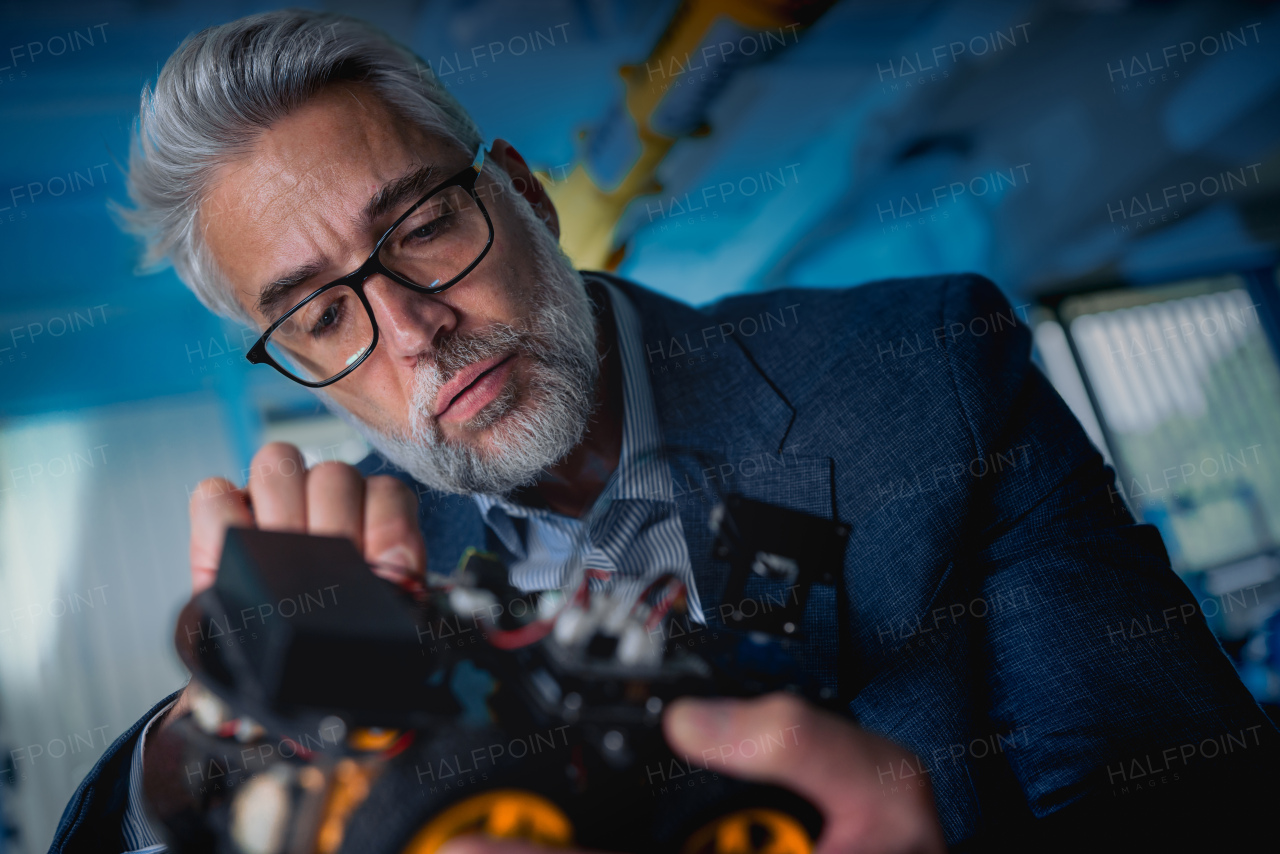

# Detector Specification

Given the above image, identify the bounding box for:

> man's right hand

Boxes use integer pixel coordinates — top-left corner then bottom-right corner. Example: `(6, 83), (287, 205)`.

(159, 442), (427, 728)
(189, 441), (427, 593)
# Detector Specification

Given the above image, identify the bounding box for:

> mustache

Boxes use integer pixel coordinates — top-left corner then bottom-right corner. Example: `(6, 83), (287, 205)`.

(409, 323), (544, 438)
(429, 324), (528, 382)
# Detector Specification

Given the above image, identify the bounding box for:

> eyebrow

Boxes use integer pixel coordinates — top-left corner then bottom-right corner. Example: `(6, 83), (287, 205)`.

(360, 163), (441, 229)
(254, 165), (442, 321)
(256, 259), (331, 321)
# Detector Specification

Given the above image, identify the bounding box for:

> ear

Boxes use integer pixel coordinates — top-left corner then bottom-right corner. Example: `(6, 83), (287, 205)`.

(485, 139), (560, 240)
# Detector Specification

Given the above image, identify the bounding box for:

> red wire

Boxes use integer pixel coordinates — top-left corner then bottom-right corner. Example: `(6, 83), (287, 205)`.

(382, 729), (417, 759)
(485, 619), (557, 650)
(475, 568), (615, 651)
(645, 586), (685, 631)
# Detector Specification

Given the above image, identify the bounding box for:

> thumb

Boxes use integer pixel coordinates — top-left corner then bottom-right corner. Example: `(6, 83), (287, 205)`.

(664, 694), (948, 854)
(663, 693), (890, 808)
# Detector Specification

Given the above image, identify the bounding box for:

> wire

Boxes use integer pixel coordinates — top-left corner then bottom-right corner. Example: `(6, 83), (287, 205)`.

(630, 572), (687, 631)
(485, 620), (557, 650)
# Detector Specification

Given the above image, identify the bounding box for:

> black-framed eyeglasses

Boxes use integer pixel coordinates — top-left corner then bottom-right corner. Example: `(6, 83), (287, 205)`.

(246, 145), (494, 388)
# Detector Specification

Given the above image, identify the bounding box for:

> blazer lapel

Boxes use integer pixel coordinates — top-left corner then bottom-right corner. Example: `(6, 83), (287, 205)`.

(605, 275), (844, 692)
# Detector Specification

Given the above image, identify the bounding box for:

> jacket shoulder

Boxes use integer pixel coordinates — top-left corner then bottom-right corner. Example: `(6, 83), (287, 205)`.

(695, 274), (1029, 401)
(710, 273), (1019, 346)
(50, 691), (182, 854)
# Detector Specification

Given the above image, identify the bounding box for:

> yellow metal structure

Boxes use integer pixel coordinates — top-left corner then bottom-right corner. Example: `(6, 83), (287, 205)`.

(544, 0), (830, 270)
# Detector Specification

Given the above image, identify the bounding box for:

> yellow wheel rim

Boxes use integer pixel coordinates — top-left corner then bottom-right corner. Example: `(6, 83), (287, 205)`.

(402, 789), (574, 853)
(682, 807), (813, 854)
(348, 728), (401, 752)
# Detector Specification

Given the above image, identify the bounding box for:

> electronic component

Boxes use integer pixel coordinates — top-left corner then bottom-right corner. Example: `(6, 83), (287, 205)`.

(711, 494), (851, 635)
(148, 527), (831, 853)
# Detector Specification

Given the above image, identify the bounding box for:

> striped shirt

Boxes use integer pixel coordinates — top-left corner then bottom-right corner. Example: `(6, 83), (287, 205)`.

(120, 699), (174, 852)
(472, 276), (702, 620)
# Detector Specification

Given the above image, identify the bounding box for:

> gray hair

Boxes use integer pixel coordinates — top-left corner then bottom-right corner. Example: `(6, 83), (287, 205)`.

(116, 9), (484, 325)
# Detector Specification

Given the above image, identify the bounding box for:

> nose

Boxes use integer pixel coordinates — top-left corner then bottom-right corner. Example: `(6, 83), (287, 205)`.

(362, 274), (457, 364)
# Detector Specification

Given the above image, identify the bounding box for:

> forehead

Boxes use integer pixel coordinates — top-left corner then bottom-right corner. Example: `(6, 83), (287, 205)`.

(199, 84), (459, 313)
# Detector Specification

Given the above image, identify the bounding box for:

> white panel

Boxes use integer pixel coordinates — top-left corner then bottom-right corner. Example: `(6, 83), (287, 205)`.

(0, 392), (240, 852)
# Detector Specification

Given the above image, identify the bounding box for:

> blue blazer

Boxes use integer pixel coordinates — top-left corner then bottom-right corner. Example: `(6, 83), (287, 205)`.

(51, 273), (1277, 851)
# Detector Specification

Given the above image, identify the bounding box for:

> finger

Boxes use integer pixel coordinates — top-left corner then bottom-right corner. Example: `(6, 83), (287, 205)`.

(305, 461), (365, 550)
(664, 693), (875, 804)
(189, 477), (253, 594)
(363, 475), (427, 581)
(665, 694), (946, 853)
(438, 836), (600, 854)
(246, 442), (308, 532)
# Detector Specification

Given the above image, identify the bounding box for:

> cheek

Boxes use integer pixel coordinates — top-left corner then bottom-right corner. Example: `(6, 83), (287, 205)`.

(329, 357), (417, 427)
(480, 203), (544, 311)
(439, 273), (533, 334)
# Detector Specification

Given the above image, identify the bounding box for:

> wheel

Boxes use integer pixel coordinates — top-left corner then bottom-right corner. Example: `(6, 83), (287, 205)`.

(400, 789), (575, 853)
(681, 807), (815, 854)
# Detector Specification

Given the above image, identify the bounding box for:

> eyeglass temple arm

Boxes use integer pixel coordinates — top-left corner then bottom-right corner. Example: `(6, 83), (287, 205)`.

(471, 146), (485, 173)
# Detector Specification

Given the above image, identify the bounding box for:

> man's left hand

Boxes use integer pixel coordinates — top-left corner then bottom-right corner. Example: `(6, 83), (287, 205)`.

(439, 692), (947, 854)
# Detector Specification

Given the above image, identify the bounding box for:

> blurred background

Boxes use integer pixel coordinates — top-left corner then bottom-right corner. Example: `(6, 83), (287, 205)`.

(1, 0), (1279, 848)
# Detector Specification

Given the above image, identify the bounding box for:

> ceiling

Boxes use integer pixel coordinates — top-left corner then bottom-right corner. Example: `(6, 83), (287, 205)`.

(0, 0), (1277, 416)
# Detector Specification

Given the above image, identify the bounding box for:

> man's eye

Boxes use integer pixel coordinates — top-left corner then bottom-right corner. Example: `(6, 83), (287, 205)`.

(310, 299), (344, 336)
(406, 213), (453, 244)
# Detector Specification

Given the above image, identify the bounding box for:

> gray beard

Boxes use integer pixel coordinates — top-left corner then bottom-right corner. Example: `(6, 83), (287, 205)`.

(321, 191), (601, 497)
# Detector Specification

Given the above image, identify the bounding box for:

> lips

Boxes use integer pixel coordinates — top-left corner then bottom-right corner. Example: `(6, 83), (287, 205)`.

(434, 353), (516, 421)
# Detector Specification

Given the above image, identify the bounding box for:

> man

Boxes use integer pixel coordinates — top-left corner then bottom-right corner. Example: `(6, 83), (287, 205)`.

(52, 10), (1275, 854)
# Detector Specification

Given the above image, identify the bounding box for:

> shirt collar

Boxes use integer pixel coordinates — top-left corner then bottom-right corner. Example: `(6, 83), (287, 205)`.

(473, 275), (673, 527)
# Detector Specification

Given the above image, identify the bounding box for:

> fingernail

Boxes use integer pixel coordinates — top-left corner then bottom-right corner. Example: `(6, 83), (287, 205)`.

(435, 841), (472, 854)
(376, 544), (419, 573)
(437, 838), (498, 854)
